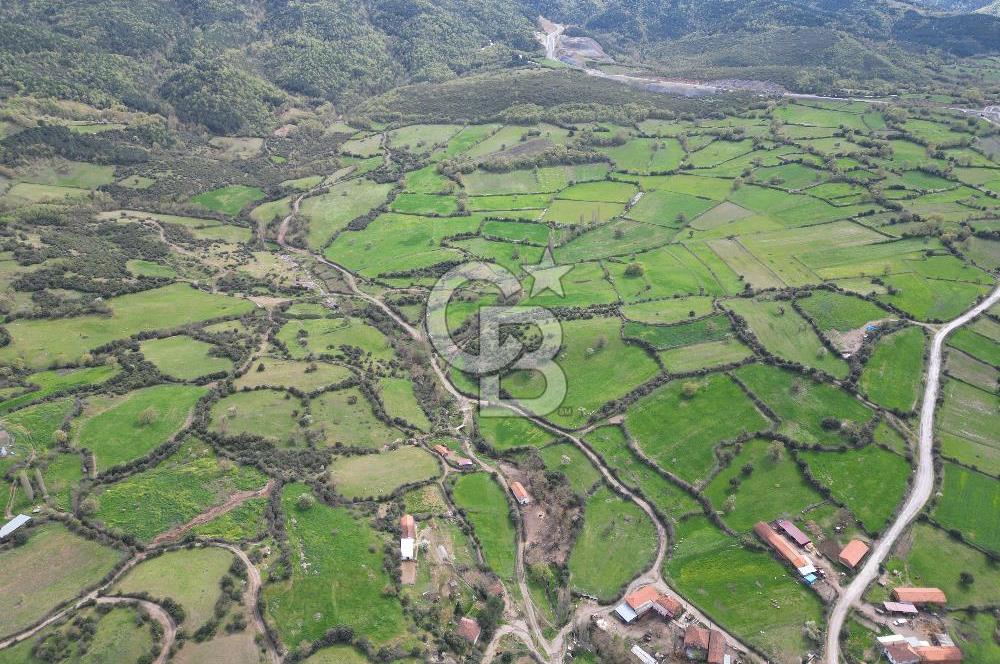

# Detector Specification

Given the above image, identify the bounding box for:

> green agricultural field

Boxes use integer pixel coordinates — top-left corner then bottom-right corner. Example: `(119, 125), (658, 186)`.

(17, 159), (116, 189)
(665, 517), (824, 663)
(568, 486), (657, 601)
(379, 377), (431, 430)
(2, 398), (76, 457)
(626, 373), (769, 483)
(276, 317), (392, 361)
(0, 523), (122, 637)
(659, 339), (754, 373)
(0, 284), (253, 369)
(948, 327), (1000, 367)
(621, 297), (715, 324)
(945, 348), (998, 393)
(502, 316), (660, 429)
(300, 179), (395, 250)
(798, 446), (910, 533)
(236, 359), (353, 392)
(725, 297), (849, 378)
(622, 314), (733, 350)
(39, 453), (85, 512)
(0, 365), (118, 414)
(311, 388), (402, 448)
(796, 290), (889, 333)
(476, 412), (553, 450)
(0, 606), (153, 664)
(859, 326), (926, 413)
(542, 198), (625, 224)
(78, 384), (206, 471)
(265, 483), (406, 647)
(328, 446), (439, 499)
(114, 547), (234, 627)
(92, 438), (266, 542)
(140, 335), (233, 380)
(887, 523), (1000, 608)
(950, 611), (1000, 662)
(537, 442), (601, 495)
(938, 380), (1000, 474)
(584, 426), (699, 520)
(452, 473), (516, 579)
(210, 389), (304, 447)
(933, 464), (1000, 553)
(704, 439), (824, 533)
(191, 497), (268, 541)
(558, 180), (637, 203)
(735, 364), (873, 445)
(192, 185), (265, 215)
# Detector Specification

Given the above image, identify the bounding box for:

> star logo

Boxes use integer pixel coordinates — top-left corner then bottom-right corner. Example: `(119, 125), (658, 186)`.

(523, 246), (572, 297)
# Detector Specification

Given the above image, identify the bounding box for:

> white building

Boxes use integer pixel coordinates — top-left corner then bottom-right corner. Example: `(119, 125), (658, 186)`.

(0, 514), (31, 540)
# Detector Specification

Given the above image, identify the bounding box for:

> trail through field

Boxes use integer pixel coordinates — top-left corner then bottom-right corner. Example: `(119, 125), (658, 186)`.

(95, 596), (176, 664)
(215, 542), (281, 664)
(277, 182), (756, 663)
(149, 478), (276, 546)
(824, 283), (1000, 664)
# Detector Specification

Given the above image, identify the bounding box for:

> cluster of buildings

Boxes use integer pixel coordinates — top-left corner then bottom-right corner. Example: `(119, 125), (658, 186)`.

(615, 585), (733, 664)
(432, 443), (474, 470)
(880, 631), (961, 664)
(753, 521), (823, 585)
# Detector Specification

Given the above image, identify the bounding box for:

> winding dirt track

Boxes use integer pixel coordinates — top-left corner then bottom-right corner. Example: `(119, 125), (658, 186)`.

(150, 479), (276, 547)
(95, 596), (176, 664)
(824, 284), (1000, 663)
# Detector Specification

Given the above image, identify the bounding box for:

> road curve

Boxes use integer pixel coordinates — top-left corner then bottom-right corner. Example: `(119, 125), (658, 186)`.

(95, 596), (176, 664)
(824, 284), (1000, 663)
(214, 542), (281, 664)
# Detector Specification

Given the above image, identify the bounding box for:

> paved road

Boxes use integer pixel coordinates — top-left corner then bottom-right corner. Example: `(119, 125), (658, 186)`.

(824, 284), (1000, 664)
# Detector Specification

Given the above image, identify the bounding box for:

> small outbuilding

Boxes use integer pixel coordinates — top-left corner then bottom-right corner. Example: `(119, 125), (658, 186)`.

(776, 519), (811, 547)
(510, 481), (531, 505)
(838, 539), (869, 569)
(631, 645), (657, 664)
(433, 444), (450, 457)
(0, 514), (31, 540)
(883, 601), (918, 615)
(913, 646), (963, 663)
(883, 643), (921, 664)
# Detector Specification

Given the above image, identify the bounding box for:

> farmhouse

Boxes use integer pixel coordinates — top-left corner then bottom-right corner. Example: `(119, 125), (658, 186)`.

(838, 539), (869, 569)
(683, 625), (710, 660)
(883, 601), (918, 615)
(457, 617), (481, 644)
(884, 643), (921, 664)
(0, 513), (31, 540)
(400, 514), (416, 561)
(776, 519), (811, 547)
(510, 481), (531, 505)
(707, 630), (727, 664)
(613, 585), (684, 624)
(433, 444), (450, 457)
(455, 456), (475, 470)
(892, 587), (947, 606)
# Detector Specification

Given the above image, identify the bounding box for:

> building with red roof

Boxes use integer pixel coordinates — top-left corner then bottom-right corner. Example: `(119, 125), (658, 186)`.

(884, 643), (921, 664)
(892, 587), (947, 605)
(754, 521), (808, 569)
(457, 617), (481, 644)
(707, 630), (727, 664)
(914, 646), (962, 663)
(510, 481), (531, 505)
(838, 539), (869, 569)
(776, 519), (811, 547)
(684, 625), (710, 659)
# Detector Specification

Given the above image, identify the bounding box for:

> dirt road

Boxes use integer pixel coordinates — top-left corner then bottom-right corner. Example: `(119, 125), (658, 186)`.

(214, 542), (281, 664)
(150, 479), (276, 546)
(95, 596), (176, 664)
(824, 284), (1000, 664)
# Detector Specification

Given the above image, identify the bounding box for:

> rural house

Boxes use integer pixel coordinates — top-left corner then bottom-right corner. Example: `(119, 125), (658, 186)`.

(838, 539), (869, 569)
(683, 625), (710, 660)
(892, 587), (947, 606)
(707, 630), (727, 664)
(614, 585), (684, 624)
(433, 444), (449, 457)
(511, 481), (531, 505)
(753, 521), (818, 581)
(883, 643), (921, 664)
(914, 646), (963, 663)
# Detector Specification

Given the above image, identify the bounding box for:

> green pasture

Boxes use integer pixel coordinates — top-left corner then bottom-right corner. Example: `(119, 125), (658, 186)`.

(328, 446), (439, 499)
(140, 335), (233, 380)
(452, 473), (516, 579)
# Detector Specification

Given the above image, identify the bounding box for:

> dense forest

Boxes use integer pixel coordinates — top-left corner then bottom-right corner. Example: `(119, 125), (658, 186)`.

(1, 0), (998, 134)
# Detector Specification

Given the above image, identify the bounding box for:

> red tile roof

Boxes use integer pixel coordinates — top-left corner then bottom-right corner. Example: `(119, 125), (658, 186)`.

(838, 539), (869, 568)
(914, 646), (963, 663)
(893, 587), (947, 605)
(511, 481), (531, 503)
(684, 625), (710, 650)
(433, 444), (450, 456)
(400, 514), (416, 539)
(457, 617), (481, 644)
(654, 594), (683, 619)
(776, 519), (811, 546)
(707, 630), (726, 664)
(754, 521), (808, 569)
(625, 585), (660, 610)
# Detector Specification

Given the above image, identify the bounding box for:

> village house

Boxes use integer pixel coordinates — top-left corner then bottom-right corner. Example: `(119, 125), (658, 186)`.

(753, 521), (818, 583)
(613, 585), (684, 624)
(433, 444), (450, 457)
(511, 481), (531, 505)
(838, 539), (870, 569)
(455, 456), (475, 470)
(683, 625), (711, 660)
(457, 617), (481, 645)
(707, 630), (728, 664)
(892, 587), (947, 606)
(0, 514), (31, 541)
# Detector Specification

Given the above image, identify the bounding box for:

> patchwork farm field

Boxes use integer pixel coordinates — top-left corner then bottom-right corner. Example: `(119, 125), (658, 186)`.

(0, 78), (997, 664)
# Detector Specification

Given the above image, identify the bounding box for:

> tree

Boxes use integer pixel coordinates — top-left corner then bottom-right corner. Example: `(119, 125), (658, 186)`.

(959, 571), (975, 586)
(723, 494), (736, 514)
(296, 493), (316, 510)
(138, 406), (158, 426)
(681, 382), (699, 399)
(624, 262), (644, 277)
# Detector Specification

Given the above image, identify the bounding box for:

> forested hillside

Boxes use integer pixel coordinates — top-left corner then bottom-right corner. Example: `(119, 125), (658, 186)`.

(1, 0), (998, 135)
